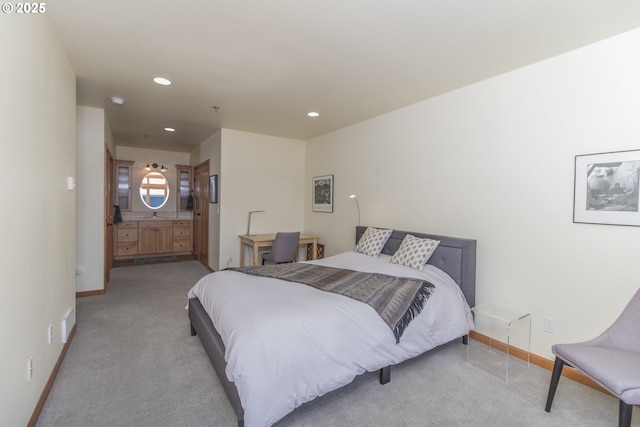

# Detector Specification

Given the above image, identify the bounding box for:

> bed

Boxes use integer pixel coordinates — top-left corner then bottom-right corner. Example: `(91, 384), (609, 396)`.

(187, 226), (476, 427)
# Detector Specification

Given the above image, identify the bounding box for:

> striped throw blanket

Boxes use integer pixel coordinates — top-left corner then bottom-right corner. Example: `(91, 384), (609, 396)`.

(226, 263), (435, 342)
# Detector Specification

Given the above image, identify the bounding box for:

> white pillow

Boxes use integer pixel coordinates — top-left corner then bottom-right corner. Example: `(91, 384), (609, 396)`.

(354, 227), (393, 257)
(389, 234), (440, 271)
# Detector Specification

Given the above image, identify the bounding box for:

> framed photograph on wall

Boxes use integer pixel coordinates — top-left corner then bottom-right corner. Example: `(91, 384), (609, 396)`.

(209, 175), (218, 203)
(312, 175), (333, 212)
(574, 150), (640, 226)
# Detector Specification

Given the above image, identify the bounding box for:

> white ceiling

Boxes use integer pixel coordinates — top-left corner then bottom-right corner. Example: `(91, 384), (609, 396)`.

(47, 1), (640, 153)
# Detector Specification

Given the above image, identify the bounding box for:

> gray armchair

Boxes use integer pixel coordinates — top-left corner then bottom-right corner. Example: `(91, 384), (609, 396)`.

(545, 289), (640, 427)
(262, 232), (300, 265)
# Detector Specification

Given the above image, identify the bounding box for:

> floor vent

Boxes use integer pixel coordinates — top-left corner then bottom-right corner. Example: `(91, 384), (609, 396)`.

(61, 307), (74, 344)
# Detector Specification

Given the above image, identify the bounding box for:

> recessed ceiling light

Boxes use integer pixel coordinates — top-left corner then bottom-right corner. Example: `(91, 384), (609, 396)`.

(110, 96), (124, 105)
(307, 112), (319, 117)
(164, 127), (175, 132)
(153, 77), (171, 86)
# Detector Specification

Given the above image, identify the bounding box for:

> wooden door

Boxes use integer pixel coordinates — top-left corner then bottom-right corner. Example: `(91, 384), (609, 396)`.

(155, 227), (173, 253)
(193, 160), (209, 267)
(104, 146), (114, 287)
(138, 226), (156, 254)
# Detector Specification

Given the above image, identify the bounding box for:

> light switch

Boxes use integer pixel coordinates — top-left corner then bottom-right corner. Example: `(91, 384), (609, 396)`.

(67, 176), (75, 191)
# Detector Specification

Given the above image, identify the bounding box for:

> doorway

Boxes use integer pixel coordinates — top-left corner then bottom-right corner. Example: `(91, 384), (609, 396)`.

(104, 145), (114, 287)
(193, 160), (210, 268)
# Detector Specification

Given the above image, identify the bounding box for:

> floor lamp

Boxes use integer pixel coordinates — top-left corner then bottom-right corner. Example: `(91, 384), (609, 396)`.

(349, 195), (360, 226)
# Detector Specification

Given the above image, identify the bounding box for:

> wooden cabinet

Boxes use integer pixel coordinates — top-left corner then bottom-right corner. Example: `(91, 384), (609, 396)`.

(115, 221), (138, 256)
(176, 165), (192, 212)
(172, 220), (192, 252)
(115, 160), (134, 211)
(114, 220), (192, 260)
(138, 221), (173, 254)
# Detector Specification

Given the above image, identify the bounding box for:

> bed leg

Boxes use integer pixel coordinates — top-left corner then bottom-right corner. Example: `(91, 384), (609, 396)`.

(190, 323), (197, 336)
(462, 334), (468, 345)
(379, 366), (390, 384)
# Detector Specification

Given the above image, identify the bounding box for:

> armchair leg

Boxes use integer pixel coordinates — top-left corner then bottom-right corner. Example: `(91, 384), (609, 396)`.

(619, 400), (632, 427)
(545, 357), (565, 412)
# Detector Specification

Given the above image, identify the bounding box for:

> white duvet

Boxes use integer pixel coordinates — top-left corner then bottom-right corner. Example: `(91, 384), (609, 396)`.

(187, 251), (473, 427)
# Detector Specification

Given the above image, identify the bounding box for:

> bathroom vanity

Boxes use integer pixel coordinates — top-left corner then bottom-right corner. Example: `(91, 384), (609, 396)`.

(114, 219), (193, 260)
(113, 159), (194, 261)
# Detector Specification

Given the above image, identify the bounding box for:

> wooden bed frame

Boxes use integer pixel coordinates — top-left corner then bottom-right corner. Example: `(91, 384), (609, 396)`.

(189, 226), (476, 427)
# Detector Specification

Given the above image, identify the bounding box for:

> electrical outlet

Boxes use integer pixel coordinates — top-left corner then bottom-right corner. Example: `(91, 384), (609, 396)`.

(544, 317), (556, 334)
(48, 324), (53, 344)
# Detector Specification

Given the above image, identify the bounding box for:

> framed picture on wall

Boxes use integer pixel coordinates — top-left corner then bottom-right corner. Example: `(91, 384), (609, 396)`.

(209, 175), (218, 203)
(574, 149), (640, 226)
(312, 175), (333, 212)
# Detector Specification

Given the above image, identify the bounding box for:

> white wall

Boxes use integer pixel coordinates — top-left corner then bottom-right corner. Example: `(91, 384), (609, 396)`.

(76, 106), (106, 293)
(217, 129), (306, 269)
(306, 28), (640, 360)
(0, 15), (76, 426)
(192, 129), (305, 271)
(115, 146), (190, 216)
(192, 130), (222, 270)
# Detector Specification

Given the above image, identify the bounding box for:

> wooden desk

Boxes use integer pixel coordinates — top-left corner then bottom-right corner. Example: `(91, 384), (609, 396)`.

(239, 233), (319, 266)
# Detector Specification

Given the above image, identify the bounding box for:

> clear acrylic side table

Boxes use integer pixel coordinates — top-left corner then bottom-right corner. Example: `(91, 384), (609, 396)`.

(467, 304), (531, 383)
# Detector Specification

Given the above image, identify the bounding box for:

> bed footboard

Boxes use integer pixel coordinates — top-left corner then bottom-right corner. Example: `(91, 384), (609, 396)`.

(189, 298), (244, 427)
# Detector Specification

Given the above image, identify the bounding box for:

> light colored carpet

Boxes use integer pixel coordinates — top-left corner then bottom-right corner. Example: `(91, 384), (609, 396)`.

(36, 260), (637, 427)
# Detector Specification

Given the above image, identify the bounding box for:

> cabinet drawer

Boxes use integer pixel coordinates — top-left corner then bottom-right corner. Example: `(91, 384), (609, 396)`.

(117, 228), (138, 242)
(173, 239), (192, 252)
(173, 220), (191, 227)
(173, 226), (191, 238)
(138, 220), (172, 228)
(119, 221), (138, 229)
(117, 242), (138, 256)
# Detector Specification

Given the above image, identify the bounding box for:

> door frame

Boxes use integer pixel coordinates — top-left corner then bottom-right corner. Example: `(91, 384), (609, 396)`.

(104, 145), (114, 287)
(193, 160), (210, 268)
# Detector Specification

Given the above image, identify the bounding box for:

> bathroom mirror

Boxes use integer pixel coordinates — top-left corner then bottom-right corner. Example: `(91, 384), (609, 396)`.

(139, 172), (170, 209)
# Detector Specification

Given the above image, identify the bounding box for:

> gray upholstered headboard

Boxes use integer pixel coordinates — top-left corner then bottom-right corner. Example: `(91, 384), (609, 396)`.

(355, 226), (477, 307)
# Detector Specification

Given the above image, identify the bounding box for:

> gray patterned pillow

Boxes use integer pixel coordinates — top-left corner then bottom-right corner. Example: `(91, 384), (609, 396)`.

(354, 227), (393, 257)
(390, 234), (440, 271)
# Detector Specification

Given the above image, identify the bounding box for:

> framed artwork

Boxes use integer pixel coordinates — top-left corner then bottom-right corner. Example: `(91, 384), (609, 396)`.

(312, 175), (334, 212)
(209, 175), (218, 203)
(574, 150), (640, 226)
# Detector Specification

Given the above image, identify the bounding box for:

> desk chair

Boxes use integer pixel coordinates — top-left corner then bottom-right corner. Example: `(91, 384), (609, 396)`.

(545, 289), (640, 427)
(262, 232), (300, 265)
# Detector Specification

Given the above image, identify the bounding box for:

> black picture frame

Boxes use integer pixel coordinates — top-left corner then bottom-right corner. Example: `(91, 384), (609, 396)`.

(209, 175), (218, 203)
(574, 149), (640, 226)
